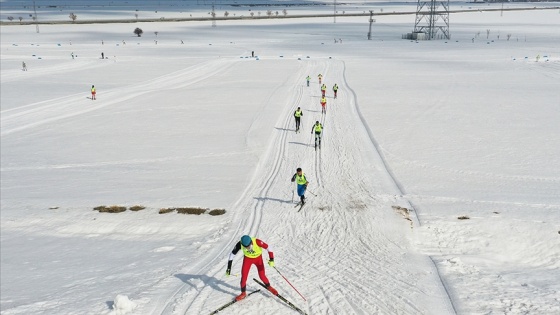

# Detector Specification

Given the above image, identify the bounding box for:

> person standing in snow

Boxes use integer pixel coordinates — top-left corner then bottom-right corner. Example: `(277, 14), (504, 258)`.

(306, 75), (311, 87)
(226, 235), (277, 301)
(332, 83), (338, 99)
(291, 167), (309, 205)
(320, 83), (327, 97)
(294, 107), (303, 132)
(318, 74), (323, 85)
(91, 85), (96, 100)
(22, 61), (27, 71)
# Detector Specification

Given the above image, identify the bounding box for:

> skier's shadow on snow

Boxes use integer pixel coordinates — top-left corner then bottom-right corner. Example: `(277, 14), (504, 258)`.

(288, 141), (310, 147)
(274, 127), (294, 132)
(253, 196), (293, 204)
(175, 274), (237, 295)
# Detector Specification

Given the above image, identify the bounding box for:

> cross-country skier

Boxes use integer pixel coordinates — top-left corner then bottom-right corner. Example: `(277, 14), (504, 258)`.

(320, 84), (327, 97)
(91, 85), (96, 100)
(333, 83), (338, 99)
(294, 107), (303, 132)
(22, 61), (27, 71)
(226, 235), (278, 301)
(306, 75), (311, 87)
(320, 96), (327, 114)
(318, 74), (323, 85)
(291, 167), (309, 204)
(311, 121), (323, 149)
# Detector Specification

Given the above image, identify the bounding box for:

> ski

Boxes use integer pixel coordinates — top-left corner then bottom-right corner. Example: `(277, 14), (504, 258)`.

(209, 289), (261, 314)
(253, 278), (307, 315)
(297, 203), (305, 212)
(294, 202), (301, 208)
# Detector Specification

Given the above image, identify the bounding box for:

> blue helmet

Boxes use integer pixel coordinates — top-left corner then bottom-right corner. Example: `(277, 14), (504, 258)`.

(241, 235), (252, 247)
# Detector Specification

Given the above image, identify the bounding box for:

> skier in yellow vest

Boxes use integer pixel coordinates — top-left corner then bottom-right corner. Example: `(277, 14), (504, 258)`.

(320, 96), (327, 114)
(294, 107), (303, 132)
(306, 75), (311, 87)
(318, 74), (323, 85)
(333, 83), (339, 99)
(226, 235), (277, 301)
(311, 121), (323, 149)
(291, 167), (309, 205)
(91, 85), (96, 100)
(320, 83), (327, 97)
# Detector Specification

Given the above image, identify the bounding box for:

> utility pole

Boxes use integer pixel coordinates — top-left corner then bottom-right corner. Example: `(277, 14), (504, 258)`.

(333, 0), (337, 23)
(33, 0), (39, 33)
(367, 11), (376, 40)
(211, 4), (216, 27)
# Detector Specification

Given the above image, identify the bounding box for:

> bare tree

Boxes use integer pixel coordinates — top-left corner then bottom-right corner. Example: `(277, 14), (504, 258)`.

(154, 31), (159, 37)
(18, 17), (23, 24)
(282, 9), (287, 16)
(135, 13), (138, 21)
(507, 34), (512, 41)
(69, 13), (77, 22)
(250, 12), (254, 17)
(275, 11), (279, 17)
(134, 27), (143, 37)
(224, 11), (229, 17)
(486, 29), (490, 39)
(266, 10), (272, 17)
(7, 16), (14, 22)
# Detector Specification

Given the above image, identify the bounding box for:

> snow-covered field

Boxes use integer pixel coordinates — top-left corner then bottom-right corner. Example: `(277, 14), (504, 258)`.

(1, 1), (559, 314)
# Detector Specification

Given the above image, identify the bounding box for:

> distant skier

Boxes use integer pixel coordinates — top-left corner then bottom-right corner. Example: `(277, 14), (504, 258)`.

(332, 83), (338, 99)
(320, 83), (327, 97)
(311, 121), (323, 149)
(294, 107), (303, 132)
(91, 85), (96, 100)
(306, 75), (311, 87)
(291, 167), (309, 205)
(320, 96), (327, 114)
(22, 61), (27, 71)
(226, 235), (277, 301)
(318, 74), (323, 85)
(101, 52), (104, 59)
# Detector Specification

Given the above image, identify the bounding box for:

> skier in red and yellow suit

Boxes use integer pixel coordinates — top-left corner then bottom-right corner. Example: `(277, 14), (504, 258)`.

(226, 235), (277, 301)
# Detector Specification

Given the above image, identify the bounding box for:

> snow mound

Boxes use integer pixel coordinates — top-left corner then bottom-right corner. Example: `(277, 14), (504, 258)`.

(110, 294), (136, 315)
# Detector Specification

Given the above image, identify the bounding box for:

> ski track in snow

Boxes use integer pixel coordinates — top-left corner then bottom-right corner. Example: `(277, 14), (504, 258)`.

(130, 58), (457, 315)
(0, 58), (234, 137)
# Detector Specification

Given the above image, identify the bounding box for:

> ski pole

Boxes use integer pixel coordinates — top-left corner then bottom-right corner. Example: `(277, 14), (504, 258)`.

(291, 188), (294, 203)
(272, 267), (306, 301)
(307, 190), (317, 197)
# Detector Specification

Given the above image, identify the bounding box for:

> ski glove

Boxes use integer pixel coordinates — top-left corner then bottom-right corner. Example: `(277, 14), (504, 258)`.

(268, 259), (275, 267)
(226, 260), (233, 276)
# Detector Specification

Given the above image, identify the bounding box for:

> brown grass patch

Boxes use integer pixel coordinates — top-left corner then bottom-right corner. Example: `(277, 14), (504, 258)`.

(159, 208), (176, 214)
(129, 205), (146, 211)
(95, 205), (127, 213)
(208, 209), (226, 216)
(458, 215), (470, 220)
(176, 207), (207, 215)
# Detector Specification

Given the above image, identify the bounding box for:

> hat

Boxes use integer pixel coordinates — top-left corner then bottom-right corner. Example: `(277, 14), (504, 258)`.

(241, 235), (252, 247)
(296, 168), (302, 172)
